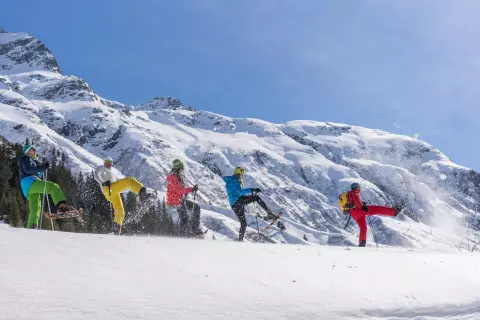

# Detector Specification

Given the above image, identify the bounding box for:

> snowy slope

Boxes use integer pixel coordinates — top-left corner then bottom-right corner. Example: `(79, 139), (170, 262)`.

(1, 226), (480, 320)
(1, 28), (480, 248)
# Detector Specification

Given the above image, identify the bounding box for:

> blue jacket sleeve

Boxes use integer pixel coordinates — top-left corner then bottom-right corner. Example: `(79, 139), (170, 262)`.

(240, 188), (253, 196)
(21, 157), (44, 175)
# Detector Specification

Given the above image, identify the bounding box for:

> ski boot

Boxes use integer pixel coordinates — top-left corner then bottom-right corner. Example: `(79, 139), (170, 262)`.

(112, 223), (122, 236)
(277, 220), (286, 230)
(266, 212), (277, 220)
(394, 205), (404, 217)
(56, 201), (77, 217)
(359, 240), (366, 247)
(139, 187), (154, 205)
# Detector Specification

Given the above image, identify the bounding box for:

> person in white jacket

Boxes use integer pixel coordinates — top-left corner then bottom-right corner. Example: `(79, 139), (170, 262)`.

(94, 156), (149, 234)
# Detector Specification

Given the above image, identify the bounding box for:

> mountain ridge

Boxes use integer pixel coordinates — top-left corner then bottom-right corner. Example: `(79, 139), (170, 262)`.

(1, 27), (479, 248)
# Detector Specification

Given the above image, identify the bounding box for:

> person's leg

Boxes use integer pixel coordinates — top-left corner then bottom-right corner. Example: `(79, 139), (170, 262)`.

(28, 180), (67, 208)
(368, 206), (396, 217)
(43, 181), (66, 207)
(177, 203), (189, 236)
(110, 177), (144, 196)
(236, 195), (255, 206)
(351, 209), (368, 246)
(111, 194), (125, 226)
(237, 195), (274, 216)
(232, 202), (247, 241)
(253, 195), (275, 217)
(26, 193), (41, 229)
(184, 200), (201, 235)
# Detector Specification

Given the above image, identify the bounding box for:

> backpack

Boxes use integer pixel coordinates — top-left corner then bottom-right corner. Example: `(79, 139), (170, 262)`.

(338, 191), (355, 213)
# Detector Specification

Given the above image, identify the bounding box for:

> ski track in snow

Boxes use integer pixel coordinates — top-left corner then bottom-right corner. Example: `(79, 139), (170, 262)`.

(1, 224), (480, 320)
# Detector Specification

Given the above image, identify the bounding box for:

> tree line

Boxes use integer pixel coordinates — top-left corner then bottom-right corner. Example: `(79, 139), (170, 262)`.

(0, 136), (179, 236)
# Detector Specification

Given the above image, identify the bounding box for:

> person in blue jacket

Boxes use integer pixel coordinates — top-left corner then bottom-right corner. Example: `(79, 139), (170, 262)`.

(18, 144), (74, 229)
(224, 167), (277, 241)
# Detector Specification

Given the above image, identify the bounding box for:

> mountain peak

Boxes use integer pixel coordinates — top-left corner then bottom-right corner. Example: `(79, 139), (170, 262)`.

(136, 97), (195, 112)
(0, 30), (61, 74)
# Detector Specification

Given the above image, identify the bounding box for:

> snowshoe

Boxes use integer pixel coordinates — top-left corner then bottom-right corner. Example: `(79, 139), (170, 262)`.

(245, 231), (277, 243)
(192, 229), (208, 239)
(45, 207), (83, 219)
(266, 212), (276, 220)
(136, 195), (156, 218)
(139, 187), (154, 204)
(262, 212), (283, 232)
(112, 223), (122, 235)
(196, 229), (208, 235)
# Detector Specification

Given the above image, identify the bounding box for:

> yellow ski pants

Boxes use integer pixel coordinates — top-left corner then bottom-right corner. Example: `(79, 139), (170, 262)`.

(103, 177), (144, 226)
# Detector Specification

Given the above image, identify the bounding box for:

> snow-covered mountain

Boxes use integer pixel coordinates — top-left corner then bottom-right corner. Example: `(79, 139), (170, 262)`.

(1, 28), (479, 248)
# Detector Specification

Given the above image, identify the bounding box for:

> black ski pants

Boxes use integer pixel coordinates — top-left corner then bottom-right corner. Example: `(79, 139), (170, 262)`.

(232, 195), (271, 241)
(178, 199), (201, 237)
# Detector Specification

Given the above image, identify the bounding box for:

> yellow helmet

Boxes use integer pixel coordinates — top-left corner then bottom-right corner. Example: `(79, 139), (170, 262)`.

(234, 167), (246, 175)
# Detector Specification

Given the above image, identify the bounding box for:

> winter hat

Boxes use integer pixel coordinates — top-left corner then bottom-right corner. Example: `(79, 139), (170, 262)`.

(23, 144), (35, 155)
(351, 182), (361, 190)
(234, 167), (246, 175)
(104, 156), (113, 162)
(172, 159), (184, 171)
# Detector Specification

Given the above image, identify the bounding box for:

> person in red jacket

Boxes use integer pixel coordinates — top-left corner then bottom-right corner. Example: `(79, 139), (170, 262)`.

(166, 159), (201, 236)
(348, 183), (402, 247)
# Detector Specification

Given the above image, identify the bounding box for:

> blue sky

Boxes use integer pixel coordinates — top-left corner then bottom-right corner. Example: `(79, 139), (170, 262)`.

(2, 1), (480, 171)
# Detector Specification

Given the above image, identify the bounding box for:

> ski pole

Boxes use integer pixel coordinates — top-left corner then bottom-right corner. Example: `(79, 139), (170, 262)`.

(40, 169), (54, 231)
(252, 191), (259, 234)
(191, 190), (199, 235)
(45, 173), (54, 232)
(39, 169), (47, 230)
(343, 214), (352, 230)
(108, 185), (113, 231)
(367, 215), (378, 247)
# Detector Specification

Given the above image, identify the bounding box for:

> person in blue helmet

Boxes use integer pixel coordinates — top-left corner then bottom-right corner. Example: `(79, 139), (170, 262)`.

(348, 182), (403, 247)
(224, 167), (278, 241)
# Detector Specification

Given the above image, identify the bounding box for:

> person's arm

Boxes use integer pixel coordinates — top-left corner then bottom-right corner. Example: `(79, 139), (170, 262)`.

(21, 157), (44, 175)
(240, 187), (254, 196)
(351, 192), (363, 209)
(94, 166), (103, 184)
(181, 178), (193, 195)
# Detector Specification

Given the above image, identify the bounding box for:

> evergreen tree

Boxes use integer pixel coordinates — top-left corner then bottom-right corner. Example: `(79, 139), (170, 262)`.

(0, 135), (190, 237)
(0, 142), (13, 195)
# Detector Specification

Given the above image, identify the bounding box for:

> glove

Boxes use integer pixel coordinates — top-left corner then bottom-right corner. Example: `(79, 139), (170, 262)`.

(42, 161), (50, 170)
(192, 185), (198, 192)
(362, 203), (369, 212)
(253, 188), (262, 194)
(102, 180), (112, 187)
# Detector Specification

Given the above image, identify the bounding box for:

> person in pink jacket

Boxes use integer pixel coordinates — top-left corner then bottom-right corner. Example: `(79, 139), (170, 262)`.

(166, 159), (201, 236)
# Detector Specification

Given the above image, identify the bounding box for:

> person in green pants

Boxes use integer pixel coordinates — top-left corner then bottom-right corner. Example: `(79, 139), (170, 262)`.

(18, 144), (73, 229)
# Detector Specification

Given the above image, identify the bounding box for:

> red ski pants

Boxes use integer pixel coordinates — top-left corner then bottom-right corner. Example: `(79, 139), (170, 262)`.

(350, 206), (396, 244)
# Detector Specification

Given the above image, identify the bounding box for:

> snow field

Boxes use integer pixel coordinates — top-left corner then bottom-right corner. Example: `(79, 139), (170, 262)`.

(1, 225), (480, 320)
